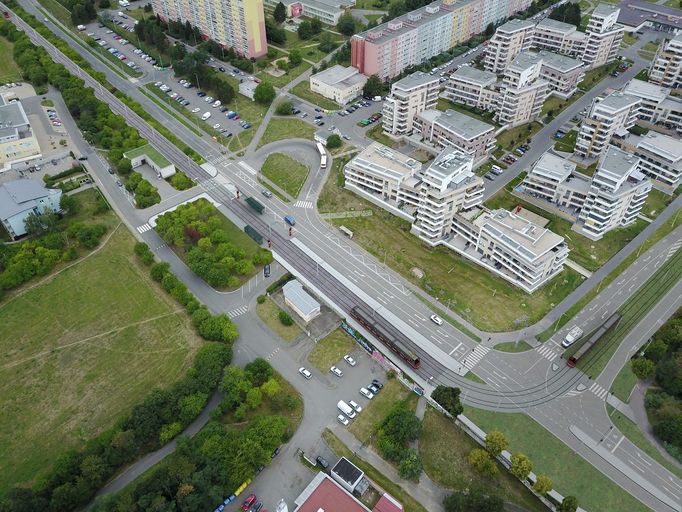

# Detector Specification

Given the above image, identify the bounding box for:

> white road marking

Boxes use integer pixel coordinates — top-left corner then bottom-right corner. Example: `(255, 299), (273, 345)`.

(611, 435), (625, 453)
(449, 342), (463, 355)
(136, 223), (152, 233)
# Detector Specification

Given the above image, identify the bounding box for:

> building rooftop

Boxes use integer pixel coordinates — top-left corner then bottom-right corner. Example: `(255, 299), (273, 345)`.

(537, 50), (583, 72)
(535, 17), (578, 34)
(422, 146), (477, 192)
(373, 494), (404, 512)
(419, 108), (494, 140)
(332, 457), (364, 488)
(508, 51), (542, 72)
(392, 71), (439, 92)
(531, 151), (576, 182)
(123, 143), (172, 168)
(592, 3), (620, 18)
(293, 472), (368, 512)
(637, 132), (682, 163)
(349, 142), (422, 183)
(0, 180), (60, 220)
(282, 280), (320, 318)
(617, 0), (682, 29)
(622, 79), (670, 103)
(311, 64), (366, 88)
(0, 100), (30, 129)
(595, 91), (640, 112)
(451, 65), (497, 86)
(496, 18), (535, 33)
(598, 145), (639, 179)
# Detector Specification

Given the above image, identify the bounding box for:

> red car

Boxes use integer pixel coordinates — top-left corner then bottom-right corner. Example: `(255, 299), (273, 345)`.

(241, 494), (257, 511)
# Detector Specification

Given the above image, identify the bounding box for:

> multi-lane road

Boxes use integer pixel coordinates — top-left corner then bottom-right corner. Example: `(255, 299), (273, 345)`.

(5, 4), (682, 510)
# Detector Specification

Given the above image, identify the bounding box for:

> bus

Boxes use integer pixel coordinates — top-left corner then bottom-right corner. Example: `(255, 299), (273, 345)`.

(316, 142), (327, 169)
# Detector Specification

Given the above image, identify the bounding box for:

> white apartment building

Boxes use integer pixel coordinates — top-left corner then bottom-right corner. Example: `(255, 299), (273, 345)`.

(621, 79), (682, 132)
(649, 32), (682, 89)
(578, 146), (651, 240)
(484, 19), (535, 74)
(614, 131), (682, 189)
(537, 50), (584, 99)
(575, 91), (641, 159)
(309, 65), (367, 105)
(414, 109), (496, 166)
(382, 72), (440, 136)
(582, 4), (624, 69)
(533, 18), (586, 58)
(498, 52), (548, 127)
(445, 66), (499, 110)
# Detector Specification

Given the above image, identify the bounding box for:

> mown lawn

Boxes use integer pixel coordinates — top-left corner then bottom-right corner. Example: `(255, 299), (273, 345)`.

(494, 340), (533, 352)
(256, 297), (302, 342)
(578, 62), (618, 90)
(260, 152), (309, 198)
(496, 122), (542, 151)
(366, 123), (399, 148)
(642, 188), (673, 219)
(0, 38), (22, 83)
(308, 328), (357, 372)
(258, 117), (316, 148)
(553, 129), (578, 153)
(291, 81), (342, 111)
(0, 225), (201, 491)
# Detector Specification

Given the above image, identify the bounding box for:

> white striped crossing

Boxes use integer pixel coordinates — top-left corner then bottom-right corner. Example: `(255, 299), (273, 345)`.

(238, 161), (257, 175)
(536, 344), (558, 361)
(294, 200), (314, 209)
(462, 345), (489, 370)
(228, 305), (248, 319)
(136, 223), (152, 233)
(664, 239), (681, 261)
(589, 382), (609, 400)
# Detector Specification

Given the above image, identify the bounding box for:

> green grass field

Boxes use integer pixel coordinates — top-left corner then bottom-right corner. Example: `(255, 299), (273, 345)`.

(464, 407), (649, 512)
(578, 62), (618, 90)
(642, 188), (673, 219)
(260, 152), (309, 198)
(420, 409), (545, 512)
(621, 32), (639, 48)
(554, 130), (578, 153)
(271, 30), (346, 64)
(290, 81), (342, 111)
(258, 118), (316, 149)
(610, 362), (638, 402)
(0, 226), (201, 491)
(0, 39), (22, 83)
(308, 328), (356, 372)
(255, 298), (302, 342)
(366, 123), (399, 148)
(496, 122), (542, 151)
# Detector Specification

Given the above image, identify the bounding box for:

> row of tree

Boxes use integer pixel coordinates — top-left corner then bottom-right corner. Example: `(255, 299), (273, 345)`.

(377, 401), (424, 480)
(548, 2), (582, 30)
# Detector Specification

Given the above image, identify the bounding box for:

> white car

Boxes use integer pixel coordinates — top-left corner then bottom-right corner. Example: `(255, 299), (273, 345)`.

(205, 96), (214, 103)
(343, 354), (356, 366)
(330, 366), (344, 378)
(212, 100), (221, 108)
(349, 400), (362, 413)
(299, 367), (312, 380)
(337, 414), (349, 426)
(191, 107), (201, 113)
(213, 123), (221, 129)
(430, 314), (444, 326)
(359, 387), (374, 399)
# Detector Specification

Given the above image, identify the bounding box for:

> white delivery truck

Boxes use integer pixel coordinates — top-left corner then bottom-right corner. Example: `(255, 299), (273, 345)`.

(562, 326), (583, 348)
(337, 400), (356, 419)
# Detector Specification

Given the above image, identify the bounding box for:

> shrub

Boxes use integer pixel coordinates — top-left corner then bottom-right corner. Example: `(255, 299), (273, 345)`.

(257, 294), (266, 304)
(279, 310), (294, 326)
(134, 242), (155, 265)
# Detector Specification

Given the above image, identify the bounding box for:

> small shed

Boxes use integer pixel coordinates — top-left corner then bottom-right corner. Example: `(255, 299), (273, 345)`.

(124, 144), (176, 178)
(282, 279), (320, 323)
(331, 457), (364, 494)
(314, 129), (332, 146)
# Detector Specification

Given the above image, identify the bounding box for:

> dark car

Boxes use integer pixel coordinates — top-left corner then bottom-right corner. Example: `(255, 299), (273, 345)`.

(314, 114), (323, 119)
(197, 91), (207, 97)
(78, 156), (88, 161)
(368, 384), (379, 394)
(220, 106), (229, 112)
(316, 456), (329, 469)
(252, 503), (263, 512)
(271, 446), (281, 458)
(218, 66), (226, 72)
(371, 379), (383, 390)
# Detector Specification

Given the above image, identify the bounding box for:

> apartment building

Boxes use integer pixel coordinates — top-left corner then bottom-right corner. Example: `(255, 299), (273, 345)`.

(445, 66), (498, 109)
(649, 32), (682, 89)
(263, 0), (355, 25)
(537, 50), (584, 98)
(621, 79), (682, 131)
(521, 151), (590, 213)
(575, 91), (641, 159)
(614, 131), (682, 189)
(382, 72), (440, 136)
(351, 0), (533, 80)
(414, 109), (496, 166)
(152, 0), (267, 59)
(578, 146), (651, 239)
(498, 52), (548, 127)
(309, 65), (367, 105)
(533, 18), (586, 57)
(484, 19), (535, 74)
(582, 4), (623, 68)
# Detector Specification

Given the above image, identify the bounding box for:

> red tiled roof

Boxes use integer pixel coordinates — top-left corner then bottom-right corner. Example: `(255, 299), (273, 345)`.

(372, 494), (404, 512)
(295, 477), (368, 512)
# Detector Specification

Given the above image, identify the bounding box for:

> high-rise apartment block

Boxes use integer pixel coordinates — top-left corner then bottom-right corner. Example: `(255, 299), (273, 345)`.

(575, 91), (640, 159)
(153, 0), (267, 59)
(445, 66), (499, 109)
(613, 130), (682, 190)
(621, 79), (682, 130)
(649, 32), (682, 90)
(582, 4), (623, 68)
(533, 18), (586, 57)
(498, 52), (548, 126)
(351, 0), (533, 80)
(382, 72), (440, 136)
(484, 19), (535, 74)
(536, 50), (584, 98)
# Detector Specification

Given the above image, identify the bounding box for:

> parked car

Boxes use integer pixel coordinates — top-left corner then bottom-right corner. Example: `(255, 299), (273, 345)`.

(371, 379), (383, 390)
(343, 354), (356, 366)
(299, 367), (312, 379)
(241, 494), (257, 511)
(330, 366), (344, 378)
(368, 383), (379, 394)
(262, 189), (273, 198)
(337, 414), (349, 426)
(349, 400), (362, 413)
(359, 387), (374, 399)
(316, 456), (329, 469)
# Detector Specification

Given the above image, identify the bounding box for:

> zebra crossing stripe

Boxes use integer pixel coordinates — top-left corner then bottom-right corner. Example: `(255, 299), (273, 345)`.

(136, 223), (152, 233)
(463, 346), (489, 370)
(294, 200), (313, 209)
(589, 382), (609, 400)
(228, 305), (249, 318)
(537, 345), (558, 361)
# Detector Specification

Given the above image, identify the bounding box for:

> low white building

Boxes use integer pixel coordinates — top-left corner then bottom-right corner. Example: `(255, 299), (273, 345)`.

(310, 65), (367, 105)
(0, 180), (62, 239)
(282, 279), (320, 323)
(0, 95), (41, 172)
(124, 143), (176, 178)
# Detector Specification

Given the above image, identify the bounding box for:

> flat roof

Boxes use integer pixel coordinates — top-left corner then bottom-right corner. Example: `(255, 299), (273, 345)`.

(537, 50), (583, 72)
(294, 473), (368, 512)
(508, 51), (542, 72)
(451, 65), (497, 86)
(123, 143), (172, 168)
(349, 142), (422, 182)
(332, 457), (364, 487)
(617, 0), (682, 28)
(595, 91), (640, 112)
(637, 132), (682, 163)
(419, 108), (494, 140)
(622, 78), (669, 103)
(392, 71), (439, 92)
(373, 494), (404, 512)
(311, 64), (366, 88)
(593, 3), (620, 17)
(531, 151), (576, 182)
(536, 17), (578, 34)
(599, 145), (639, 179)
(0, 100), (29, 128)
(496, 18), (535, 33)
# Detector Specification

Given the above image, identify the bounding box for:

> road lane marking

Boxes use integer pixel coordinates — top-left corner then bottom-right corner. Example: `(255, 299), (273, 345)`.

(449, 342), (462, 355)
(611, 435), (624, 453)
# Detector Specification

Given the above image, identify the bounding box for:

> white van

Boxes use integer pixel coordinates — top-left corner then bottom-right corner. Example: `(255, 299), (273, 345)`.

(201, 112), (211, 121)
(562, 326), (583, 348)
(337, 400), (356, 419)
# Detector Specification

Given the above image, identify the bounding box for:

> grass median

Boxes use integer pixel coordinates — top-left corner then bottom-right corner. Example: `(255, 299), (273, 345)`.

(260, 152), (309, 198)
(257, 117), (316, 148)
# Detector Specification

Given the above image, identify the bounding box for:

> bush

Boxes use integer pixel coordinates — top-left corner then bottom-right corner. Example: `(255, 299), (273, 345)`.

(326, 134), (342, 149)
(134, 242), (155, 265)
(257, 294), (266, 304)
(279, 310), (294, 326)
(275, 100), (293, 115)
(168, 171), (194, 191)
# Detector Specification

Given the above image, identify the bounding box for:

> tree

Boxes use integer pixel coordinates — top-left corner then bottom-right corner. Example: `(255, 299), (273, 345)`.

(632, 357), (656, 380)
(60, 193), (79, 215)
(318, 31), (338, 53)
(326, 134), (342, 149)
(398, 449), (423, 480)
(656, 355), (682, 398)
(245, 387), (263, 409)
(510, 452), (532, 480)
(362, 74), (383, 99)
(337, 12), (357, 36)
(245, 357), (273, 386)
(298, 20), (313, 40)
(288, 48), (302, 67)
(559, 496), (579, 512)
(254, 82), (276, 105)
(431, 385), (464, 417)
(644, 338), (668, 362)
(219, 367), (251, 410)
(533, 474), (553, 495)
(99, 0), (110, 7)
(485, 22), (494, 36)
(261, 377), (281, 398)
(265, 17), (286, 44)
(279, 310), (294, 325)
(485, 431), (508, 456)
(310, 17), (323, 35)
(273, 1), (286, 23)
(380, 408), (421, 445)
(468, 448), (498, 477)
(24, 209), (59, 236)
(444, 488), (504, 512)
(275, 100), (293, 115)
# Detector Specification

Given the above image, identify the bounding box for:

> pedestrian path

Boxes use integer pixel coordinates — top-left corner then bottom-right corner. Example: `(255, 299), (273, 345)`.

(463, 345), (489, 370)
(137, 223), (152, 233)
(536, 343), (559, 361)
(227, 305), (248, 318)
(294, 200), (314, 209)
(589, 381), (609, 400)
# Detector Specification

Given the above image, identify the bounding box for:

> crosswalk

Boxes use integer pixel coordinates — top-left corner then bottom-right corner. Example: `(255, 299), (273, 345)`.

(294, 200), (314, 209)
(462, 345), (489, 370)
(228, 305), (248, 319)
(589, 381), (609, 400)
(137, 223), (152, 233)
(665, 239), (681, 262)
(536, 344), (558, 362)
